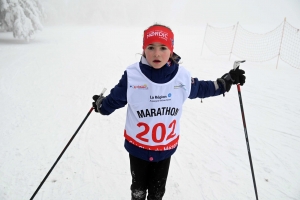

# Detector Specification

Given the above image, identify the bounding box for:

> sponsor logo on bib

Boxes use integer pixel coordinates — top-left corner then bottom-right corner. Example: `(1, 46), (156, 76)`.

(174, 82), (186, 90)
(130, 84), (148, 89)
(149, 93), (172, 102)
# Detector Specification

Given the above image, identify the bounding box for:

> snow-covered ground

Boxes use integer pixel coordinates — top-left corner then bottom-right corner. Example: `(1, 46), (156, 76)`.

(1, 24), (300, 200)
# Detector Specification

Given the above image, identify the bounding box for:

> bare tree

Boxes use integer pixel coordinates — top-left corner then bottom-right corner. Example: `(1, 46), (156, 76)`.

(0, 0), (45, 41)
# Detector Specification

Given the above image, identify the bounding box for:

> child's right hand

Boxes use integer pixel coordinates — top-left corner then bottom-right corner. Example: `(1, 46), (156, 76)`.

(92, 95), (105, 113)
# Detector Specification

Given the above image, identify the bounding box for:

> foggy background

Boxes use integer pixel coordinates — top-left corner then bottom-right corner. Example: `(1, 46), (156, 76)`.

(40, 0), (300, 29)
(1, 0), (300, 199)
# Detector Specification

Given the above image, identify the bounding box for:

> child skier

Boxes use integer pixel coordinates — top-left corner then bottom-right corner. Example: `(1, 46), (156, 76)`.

(92, 24), (245, 200)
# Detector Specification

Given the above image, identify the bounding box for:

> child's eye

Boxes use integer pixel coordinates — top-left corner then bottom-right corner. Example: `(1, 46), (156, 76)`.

(160, 46), (168, 50)
(147, 46), (154, 50)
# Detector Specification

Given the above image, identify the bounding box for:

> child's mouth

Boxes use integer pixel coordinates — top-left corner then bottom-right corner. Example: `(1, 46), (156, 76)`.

(153, 60), (161, 63)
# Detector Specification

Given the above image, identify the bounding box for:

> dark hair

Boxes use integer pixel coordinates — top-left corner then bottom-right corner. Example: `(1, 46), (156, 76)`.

(143, 23), (180, 64)
(145, 23), (172, 30)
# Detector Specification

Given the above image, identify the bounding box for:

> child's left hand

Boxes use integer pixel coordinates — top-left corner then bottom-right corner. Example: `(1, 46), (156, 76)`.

(229, 67), (246, 85)
(217, 67), (246, 92)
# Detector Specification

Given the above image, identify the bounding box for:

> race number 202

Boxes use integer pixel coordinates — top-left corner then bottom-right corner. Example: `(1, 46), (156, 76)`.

(136, 120), (177, 143)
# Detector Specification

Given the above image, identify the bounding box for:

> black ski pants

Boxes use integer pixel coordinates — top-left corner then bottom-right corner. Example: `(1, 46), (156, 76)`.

(129, 154), (171, 200)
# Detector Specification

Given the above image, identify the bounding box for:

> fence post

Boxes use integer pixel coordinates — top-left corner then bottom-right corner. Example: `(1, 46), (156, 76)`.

(229, 22), (239, 61)
(276, 17), (286, 69)
(200, 23), (208, 56)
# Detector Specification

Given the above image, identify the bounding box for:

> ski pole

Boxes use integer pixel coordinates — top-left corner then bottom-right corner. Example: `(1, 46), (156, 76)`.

(233, 61), (258, 200)
(30, 88), (107, 200)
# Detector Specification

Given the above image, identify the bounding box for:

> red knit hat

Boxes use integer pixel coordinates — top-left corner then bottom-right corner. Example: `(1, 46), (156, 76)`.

(143, 25), (174, 53)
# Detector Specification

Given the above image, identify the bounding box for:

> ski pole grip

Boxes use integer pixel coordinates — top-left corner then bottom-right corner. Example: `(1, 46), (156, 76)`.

(93, 88), (107, 111)
(233, 60), (246, 70)
(99, 88), (107, 97)
(96, 88), (107, 105)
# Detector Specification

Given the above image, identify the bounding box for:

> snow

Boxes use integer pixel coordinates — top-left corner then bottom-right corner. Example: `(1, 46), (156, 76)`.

(1, 1), (300, 199)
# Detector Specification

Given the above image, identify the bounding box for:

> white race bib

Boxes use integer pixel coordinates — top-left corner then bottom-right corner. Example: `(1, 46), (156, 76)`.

(124, 63), (191, 151)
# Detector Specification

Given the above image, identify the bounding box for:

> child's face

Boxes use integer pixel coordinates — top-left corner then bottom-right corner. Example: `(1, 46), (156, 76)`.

(144, 43), (171, 69)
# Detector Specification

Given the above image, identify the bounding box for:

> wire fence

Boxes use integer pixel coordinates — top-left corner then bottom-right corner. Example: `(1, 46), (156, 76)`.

(201, 19), (300, 69)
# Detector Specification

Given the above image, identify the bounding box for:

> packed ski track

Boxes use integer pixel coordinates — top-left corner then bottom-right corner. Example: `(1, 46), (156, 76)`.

(1, 26), (300, 200)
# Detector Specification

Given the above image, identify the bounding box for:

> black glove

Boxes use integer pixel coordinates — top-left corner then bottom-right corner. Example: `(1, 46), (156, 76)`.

(229, 67), (246, 85)
(217, 67), (246, 92)
(92, 95), (105, 113)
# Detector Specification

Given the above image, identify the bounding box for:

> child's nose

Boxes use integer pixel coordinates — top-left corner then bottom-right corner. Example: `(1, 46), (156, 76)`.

(154, 49), (160, 57)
